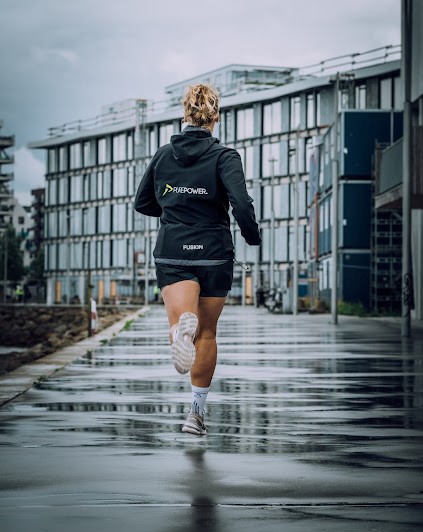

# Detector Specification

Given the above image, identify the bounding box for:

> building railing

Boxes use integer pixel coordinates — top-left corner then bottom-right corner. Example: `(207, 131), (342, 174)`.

(47, 44), (401, 138)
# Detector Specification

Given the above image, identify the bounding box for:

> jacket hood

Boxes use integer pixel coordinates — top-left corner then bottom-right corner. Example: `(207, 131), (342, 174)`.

(170, 127), (219, 166)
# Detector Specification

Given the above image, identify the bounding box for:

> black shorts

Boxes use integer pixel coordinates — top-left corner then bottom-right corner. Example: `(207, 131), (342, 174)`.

(155, 261), (234, 297)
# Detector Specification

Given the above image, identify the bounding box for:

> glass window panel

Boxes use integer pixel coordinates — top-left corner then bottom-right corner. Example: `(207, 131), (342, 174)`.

(236, 108), (254, 140)
(261, 228), (270, 261)
(306, 94), (315, 128)
(58, 243), (67, 269)
(127, 132), (133, 160)
(98, 138), (107, 164)
(48, 179), (57, 206)
(394, 76), (403, 109)
(127, 167), (135, 196)
(70, 175), (82, 203)
(70, 243), (83, 269)
(112, 168), (127, 197)
(70, 209), (82, 236)
(59, 146), (67, 171)
(90, 172), (97, 200)
(112, 239), (127, 267)
(48, 244), (56, 270)
(103, 170), (112, 198)
(159, 124), (173, 146)
(113, 133), (126, 162)
(89, 241), (96, 269)
(98, 205), (111, 234)
(262, 143), (280, 177)
(103, 240), (111, 268)
(97, 171), (103, 199)
(58, 177), (68, 204)
(263, 101), (281, 135)
(316, 92), (321, 126)
(275, 226), (288, 262)
(290, 96), (300, 130)
(126, 203), (133, 232)
(112, 203), (127, 232)
(338, 89), (350, 111)
(48, 149), (57, 173)
(274, 183), (289, 218)
(355, 84), (366, 109)
(380, 78), (392, 109)
(70, 143), (82, 169)
(83, 174), (89, 201)
(148, 128), (157, 155)
(83, 141), (91, 167)
(305, 137), (313, 173)
(96, 241), (103, 268)
(245, 146), (254, 180)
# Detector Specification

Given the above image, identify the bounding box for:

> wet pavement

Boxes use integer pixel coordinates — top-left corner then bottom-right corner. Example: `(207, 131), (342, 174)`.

(0, 305), (422, 531)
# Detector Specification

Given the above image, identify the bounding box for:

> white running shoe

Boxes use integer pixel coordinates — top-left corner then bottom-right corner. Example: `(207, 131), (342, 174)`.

(171, 312), (198, 374)
(182, 412), (207, 436)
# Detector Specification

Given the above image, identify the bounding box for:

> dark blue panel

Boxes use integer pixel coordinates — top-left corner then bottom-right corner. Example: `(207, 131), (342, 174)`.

(343, 183), (372, 248)
(343, 112), (392, 176)
(342, 253), (370, 308)
(393, 111), (403, 141)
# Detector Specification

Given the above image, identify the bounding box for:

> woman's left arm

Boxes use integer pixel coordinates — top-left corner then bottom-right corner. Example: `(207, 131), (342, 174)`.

(134, 156), (162, 217)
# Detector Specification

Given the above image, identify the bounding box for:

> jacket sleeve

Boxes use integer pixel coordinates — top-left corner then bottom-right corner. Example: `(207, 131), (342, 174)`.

(218, 149), (261, 245)
(134, 156), (162, 217)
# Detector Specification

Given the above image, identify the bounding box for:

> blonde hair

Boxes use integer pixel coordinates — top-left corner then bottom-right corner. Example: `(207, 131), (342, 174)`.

(182, 83), (219, 127)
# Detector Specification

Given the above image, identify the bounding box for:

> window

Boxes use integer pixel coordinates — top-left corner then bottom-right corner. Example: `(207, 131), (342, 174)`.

(127, 167), (135, 196)
(305, 137), (313, 173)
(83, 174), (90, 201)
(306, 94), (315, 128)
(70, 243), (83, 270)
(290, 96), (300, 130)
(159, 124), (173, 146)
(394, 76), (403, 108)
(288, 139), (296, 175)
(83, 141), (91, 167)
(102, 170), (112, 198)
(70, 209), (82, 236)
(48, 149), (57, 173)
(219, 111), (233, 143)
(113, 133), (126, 162)
(58, 210), (67, 238)
(237, 146), (255, 181)
(316, 92), (321, 126)
(355, 84), (366, 109)
(59, 146), (67, 171)
(18, 216), (24, 225)
(47, 244), (57, 270)
(58, 177), (68, 204)
(275, 227), (288, 262)
(262, 143), (280, 177)
(263, 101), (281, 135)
(127, 132), (133, 160)
(98, 138), (107, 164)
(236, 108), (254, 140)
(112, 203), (127, 232)
(148, 128), (157, 156)
(47, 179), (57, 206)
(380, 78), (392, 109)
(90, 172), (97, 200)
(70, 143), (82, 169)
(338, 88), (350, 111)
(70, 175), (82, 203)
(98, 205), (111, 234)
(112, 168), (127, 197)
(112, 239), (127, 267)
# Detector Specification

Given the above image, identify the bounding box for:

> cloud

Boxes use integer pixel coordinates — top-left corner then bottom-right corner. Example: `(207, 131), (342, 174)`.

(13, 148), (45, 206)
(31, 45), (78, 65)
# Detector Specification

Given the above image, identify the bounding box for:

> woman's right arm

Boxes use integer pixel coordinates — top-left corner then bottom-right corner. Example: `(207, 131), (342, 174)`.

(218, 149), (261, 245)
(134, 156), (162, 217)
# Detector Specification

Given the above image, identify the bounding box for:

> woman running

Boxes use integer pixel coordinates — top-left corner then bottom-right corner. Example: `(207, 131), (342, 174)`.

(135, 83), (261, 436)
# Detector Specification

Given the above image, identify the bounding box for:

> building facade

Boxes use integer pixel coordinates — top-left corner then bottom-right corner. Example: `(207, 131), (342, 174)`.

(30, 46), (412, 311)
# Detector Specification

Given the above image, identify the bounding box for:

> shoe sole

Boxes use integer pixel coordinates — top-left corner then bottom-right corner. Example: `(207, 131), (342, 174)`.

(182, 422), (207, 436)
(171, 312), (198, 374)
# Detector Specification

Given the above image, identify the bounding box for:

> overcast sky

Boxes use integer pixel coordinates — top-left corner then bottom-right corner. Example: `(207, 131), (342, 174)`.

(0, 0), (401, 205)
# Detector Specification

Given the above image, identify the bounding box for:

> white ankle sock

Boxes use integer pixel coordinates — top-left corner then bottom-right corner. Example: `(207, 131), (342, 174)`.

(190, 385), (209, 416)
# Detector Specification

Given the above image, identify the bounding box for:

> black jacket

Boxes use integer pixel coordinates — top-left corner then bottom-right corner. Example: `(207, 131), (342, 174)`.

(134, 126), (261, 263)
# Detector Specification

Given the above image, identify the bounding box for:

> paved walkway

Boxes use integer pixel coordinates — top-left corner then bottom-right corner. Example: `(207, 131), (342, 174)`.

(0, 305), (422, 531)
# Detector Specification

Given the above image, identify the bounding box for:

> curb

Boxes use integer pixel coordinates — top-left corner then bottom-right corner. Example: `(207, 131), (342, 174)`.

(0, 306), (149, 407)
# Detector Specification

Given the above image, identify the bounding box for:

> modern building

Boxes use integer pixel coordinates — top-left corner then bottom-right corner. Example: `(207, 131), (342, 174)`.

(0, 120), (14, 233)
(30, 44), (416, 313)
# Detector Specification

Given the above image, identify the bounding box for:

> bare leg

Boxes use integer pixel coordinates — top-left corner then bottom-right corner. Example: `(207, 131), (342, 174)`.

(161, 280), (201, 341)
(190, 296), (226, 387)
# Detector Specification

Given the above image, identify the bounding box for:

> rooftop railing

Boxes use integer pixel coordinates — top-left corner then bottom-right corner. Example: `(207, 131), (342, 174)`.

(47, 44), (401, 138)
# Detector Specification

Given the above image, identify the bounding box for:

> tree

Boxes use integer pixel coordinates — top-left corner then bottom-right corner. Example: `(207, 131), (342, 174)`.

(28, 248), (45, 280)
(0, 226), (25, 282)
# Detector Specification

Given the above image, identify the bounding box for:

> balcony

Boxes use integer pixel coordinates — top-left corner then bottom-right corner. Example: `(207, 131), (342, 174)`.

(0, 135), (15, 149)
(375, 126), (423, 210)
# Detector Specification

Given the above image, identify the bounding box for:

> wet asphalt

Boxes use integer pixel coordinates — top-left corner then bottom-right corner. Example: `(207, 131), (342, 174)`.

(0, 305), (422, 532)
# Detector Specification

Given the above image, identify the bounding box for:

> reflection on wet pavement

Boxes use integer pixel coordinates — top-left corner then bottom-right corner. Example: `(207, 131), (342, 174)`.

(0, 306), (422, 530)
